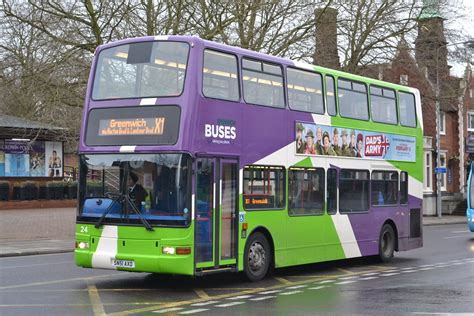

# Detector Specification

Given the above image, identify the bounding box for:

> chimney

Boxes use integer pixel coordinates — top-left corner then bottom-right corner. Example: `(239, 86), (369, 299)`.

(314, 7), (340, 69)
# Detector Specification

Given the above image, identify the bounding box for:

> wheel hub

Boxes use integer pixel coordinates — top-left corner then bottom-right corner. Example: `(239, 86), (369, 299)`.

(249, 242), (266, 272)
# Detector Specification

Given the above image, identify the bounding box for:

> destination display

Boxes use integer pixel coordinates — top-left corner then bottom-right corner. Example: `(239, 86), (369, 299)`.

(243, 194), (275, 209)
(295, 121), (416, 162)
(98, 117), (166, 136)
(86, 105), (180, 146)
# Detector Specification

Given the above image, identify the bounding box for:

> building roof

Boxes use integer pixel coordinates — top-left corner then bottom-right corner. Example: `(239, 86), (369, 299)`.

(0, 115), (64, 130)
(0, 115), (66, 141)
(418, 0), (444, 20)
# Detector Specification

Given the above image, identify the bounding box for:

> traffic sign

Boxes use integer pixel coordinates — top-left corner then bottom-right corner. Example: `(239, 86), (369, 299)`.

(435, 167), (447, 174)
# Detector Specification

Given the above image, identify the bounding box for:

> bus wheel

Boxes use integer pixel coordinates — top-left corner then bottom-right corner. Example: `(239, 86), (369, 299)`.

(378, 224), (395, 262)
(244, 232), (271, 282)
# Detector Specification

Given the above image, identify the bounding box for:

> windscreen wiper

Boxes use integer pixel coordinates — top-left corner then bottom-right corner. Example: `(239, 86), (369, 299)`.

(94, 193), (123, 229)
(124, 194), (154, 231)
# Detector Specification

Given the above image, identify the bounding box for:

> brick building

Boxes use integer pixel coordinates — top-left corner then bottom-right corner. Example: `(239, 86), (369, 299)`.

(314, 2), (471, 215)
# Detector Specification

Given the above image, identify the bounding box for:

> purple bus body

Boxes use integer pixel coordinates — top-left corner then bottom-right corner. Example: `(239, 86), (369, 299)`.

(79, 35), (422, 257)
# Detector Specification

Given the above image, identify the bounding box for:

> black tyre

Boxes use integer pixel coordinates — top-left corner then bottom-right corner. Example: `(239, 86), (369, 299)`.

(244, 232), (271, 282)
(378, 224), (395, 262)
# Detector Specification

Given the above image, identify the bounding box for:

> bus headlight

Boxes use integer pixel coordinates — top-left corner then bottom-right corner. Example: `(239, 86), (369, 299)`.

(76, 241), (89, 249)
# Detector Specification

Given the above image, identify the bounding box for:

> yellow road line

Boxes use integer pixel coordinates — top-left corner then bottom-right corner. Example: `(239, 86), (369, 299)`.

(336, 268), (356, 275)
(273, 277), (293, 285)
(193, 289), (210, 299)
(88, 285), (106, 316)
(110, 268), (389, 316)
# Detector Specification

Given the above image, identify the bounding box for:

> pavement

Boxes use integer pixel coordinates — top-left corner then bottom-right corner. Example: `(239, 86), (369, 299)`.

(0, 207), (468, 257)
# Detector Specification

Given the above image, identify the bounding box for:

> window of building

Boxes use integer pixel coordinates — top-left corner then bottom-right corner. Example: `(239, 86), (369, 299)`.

(287, 68), (324, 114)
(242, 58), (284, 108)
(339, 169), (369, 213)
(288, 167), (325, 215)
(202, 50), (239, 101)
(399, 91), (417, 127)
(424, 151), (433, 192)
(243, 165), (285, 210)
(327, 168), (337, 214)
(326, 75), (337, 116)
(400, 171), (408, 205)
(337, 78), (369, 120)
(371, 171), (398, 206)
(400, 74), (408, 86)
(370, 86), (397, 125)
(468, 112), (474, 131)
(440, 111), (446, 135)
(439, 152), (447, 191)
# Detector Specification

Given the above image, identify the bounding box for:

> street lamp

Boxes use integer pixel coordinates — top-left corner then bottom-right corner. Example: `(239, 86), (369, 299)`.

(435, 40), (474, 218)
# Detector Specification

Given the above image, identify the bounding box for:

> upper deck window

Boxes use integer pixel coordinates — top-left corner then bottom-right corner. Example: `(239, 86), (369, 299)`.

(325, 75), (337, 116)
(92, 41), (189, 100)
(242, 58), (284, 108)
(399, 91), (417, 127)
(338, 78), (369, 120)
(202, 50), (239, 101)
(287, 68), (324, 114)
(370, 86), (397, 125)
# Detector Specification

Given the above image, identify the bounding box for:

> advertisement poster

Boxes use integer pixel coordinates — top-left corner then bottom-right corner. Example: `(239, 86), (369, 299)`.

(29, 142), (46, 176)
(0, 140), (4, 176)
(295, 121), (416, 162)
(0, 140), (63, 178)
(45, 141), (63, 177)
(4, 140), (30, 176)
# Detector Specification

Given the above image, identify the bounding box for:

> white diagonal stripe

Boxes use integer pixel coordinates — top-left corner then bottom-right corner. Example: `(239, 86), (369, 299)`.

(91, 225), (118, 269)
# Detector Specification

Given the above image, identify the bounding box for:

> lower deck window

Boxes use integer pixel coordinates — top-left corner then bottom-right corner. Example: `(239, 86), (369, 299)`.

(243, 165), (285, 210)
(288, 167), (324, 215)
(371, 171), (398, 206)
(339, 169), (369, 213)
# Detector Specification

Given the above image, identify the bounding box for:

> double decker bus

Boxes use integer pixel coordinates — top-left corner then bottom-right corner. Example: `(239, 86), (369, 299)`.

(467, 163), (474, 232)
(75, 35), (423, 281)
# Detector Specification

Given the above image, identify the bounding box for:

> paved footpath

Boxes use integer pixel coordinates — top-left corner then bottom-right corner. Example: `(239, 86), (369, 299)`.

(0, 207), (467, 257)
(0, 207), (75, 257)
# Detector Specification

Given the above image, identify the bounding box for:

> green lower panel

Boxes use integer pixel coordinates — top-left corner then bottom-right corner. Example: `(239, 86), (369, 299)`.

(75, 223), (195, 275)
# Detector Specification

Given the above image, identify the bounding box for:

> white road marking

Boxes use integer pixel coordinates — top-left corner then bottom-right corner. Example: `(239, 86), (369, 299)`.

(191, 301), (220, 306)
(227, 295), (252, 300)
(419, 267), (435, 271)
(401, 267), (416, 270)
(359, 276), (379, 281)
(250, 296), (276, 301)
(384, 270), (400, 273)
(381, 273), (400, 276)
(215, 302), (245, 307)
(279, 290), (303, 295)
(418, 264), (435, 268)
(362, 272), (380, 276)
(411, 313), (474, 315)
(335, 280), (357, 285)
(308, 286), (327, 290)
(451, 230), (469, 233)
(444, 234), (473, 239)
(286, 285), (307, 289)
(259, 290), (282, 294)
(401, 270), (417, 273)
(153, 307), (184, 313)
(179, 308), (209, 314)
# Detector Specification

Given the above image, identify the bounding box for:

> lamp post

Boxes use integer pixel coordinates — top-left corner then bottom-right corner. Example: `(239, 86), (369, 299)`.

(435, 40), (474, 218)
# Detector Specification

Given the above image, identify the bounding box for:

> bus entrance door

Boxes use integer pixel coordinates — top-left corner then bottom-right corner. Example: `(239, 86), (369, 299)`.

(195, 158), (238, 271)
